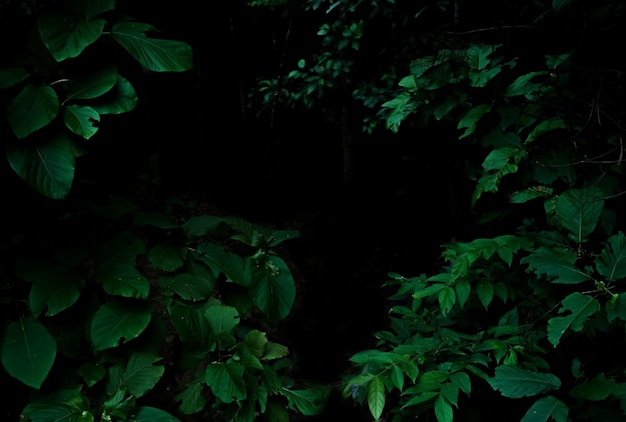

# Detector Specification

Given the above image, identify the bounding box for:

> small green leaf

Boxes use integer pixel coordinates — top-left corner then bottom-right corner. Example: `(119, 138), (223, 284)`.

(606, 293), (626, 322)
(91, 74), (138, 114)
(367, 377), (386, 421)
(1, 319), (57, 389)
(455, 280), (471, 308)
(122, 353), (165, 398)
(450, 372), (471, 395)
(174, 378), (206, 414)
(148, 242), (187, 272)
(246, 255), (296, 320)
(477, 280), (494, 309)
(205, 360), (247, 403)
(168, 302), (212, 347)
(205, 305), (240, 335)
(504, 71), (547, 97)
(65, 66), (118, 100)
(90, 299), (152, 351)
(569, 373), (622, 401)
(438, 286), (456, 316)
(63, 104), (100, 139)
(524, 118), (567, 144)
(547, 292), (600, 347)
(520, 395), (568, 422)
(282, 387), (329, 416)
(457, 104), (492, 139)
(488, 365), (561, 398)
(390, 364), (405, 392)
(434, 394), (453, 422)
(595, 232), (626, 282)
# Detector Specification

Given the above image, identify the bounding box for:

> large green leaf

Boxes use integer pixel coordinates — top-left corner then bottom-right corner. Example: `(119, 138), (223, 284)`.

(16, 258), (84, 317)
(595, 231), (626, 282)
(1, 319), (57, 389)
(91, 74), (138, 114)
(205, 305), (240, 335)
(521, 246), (591, 284)
(0, 67), (31, 89)
(195, 242), (245, 284)
(174, 378), (206, 414)
(168, 302), (212, 347)
(488, 365), (561, 398)
(65, 66), (118, 101)
(7, 83), (60, 139)
(281, 387), (329, 416)
(135, 406), (181, 422)
(367, 377), (386, 421)
(569, 373), (623, 401)
(147, 242), (187, 272)
(555, 187), (604, 243)
(21, 389), (91, 421)
(246, 255), (296, 320)
(90, 299), (152, 351)
(434, 394), (453, 422)
(63, 104), (100, 139)
(37, 12), (104, 61)
(7, 133), (81, 199)
(97, 231), (149, 298)
(111, 22), (193, 72)
(520, 396), (568, 422)
(158, 261), (216, 301)
(121, 352), (165, 398)
(205, 360), (247, 403)
(547, 292), (600, 347)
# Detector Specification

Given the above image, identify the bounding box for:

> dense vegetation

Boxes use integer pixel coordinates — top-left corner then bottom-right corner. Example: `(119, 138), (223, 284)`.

(1, 0), (626, 421)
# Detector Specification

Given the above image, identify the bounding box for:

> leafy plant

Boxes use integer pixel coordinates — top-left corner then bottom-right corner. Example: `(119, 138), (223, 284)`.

(0, 0), (193, 199)
(342, 0), (626, 421)
(2, 191), (327, 420)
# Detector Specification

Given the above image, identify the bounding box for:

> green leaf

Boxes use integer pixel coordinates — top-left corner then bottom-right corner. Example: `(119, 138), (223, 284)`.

(0, 67), (31, 89)
(482, 147), (521, 171)
(63, 104), (100, 139)
(97, 231), (148, 298)
(455, 280), (471, 308)
(63, 0), (115, 20)
(1, 319), (57, 389)
(121, 353), (165, 398)
(7, 133), (80, 199)
(21, 389), (90, 421)
(504, 71), (547, 97)
(16, 258), (83, 317)
(390, 364), (405, 392)
(263, 341), (289, 360)
(90, 299), (152, 351)
(595, 232), (626, 282)
(195, 242), (245, 284)
(606, 293), (626, 322)
(457, 104), (492, 139)
(91, 74), (138, 114)
(509, 186), (553, 204)
(282, 387), (329, 416)
(205, 305), (240, 335)
(65, 67), (118, 100)
(38, 12), (104, 61)
(569, 373), (622, 401)
(521, 247), (591, 284)
(247, 255), (296, 320)
(158, 262), (216, 301)
(547, 293), (600, 347)
(367, 377), (386, 420)
(147, 242), (187, 272)
(450, 372), (471, 395)
(477, 280), (494, 309)
(7, 83), (60, 139)
(520, 396), (568, 422)
(168, 302), (212, 347)
(556, 188), (604, 243)
(488, 365), (561, 398)
(438, 286), (456, 316)
(349, 350), (404, 365)
(434, 394), (453, 422)
(552, 0), (573, 13)
(174, 378), (206, 414)
(111, 22), (193, 72)
(412, 283), (445, 299)
(135, 406), (181, 422)
(524, 118), (567, 144)
(205, 360), (247, 403)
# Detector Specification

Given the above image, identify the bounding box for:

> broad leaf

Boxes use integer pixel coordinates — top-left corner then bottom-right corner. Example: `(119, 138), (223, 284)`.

(438, 286), (456, 316)
(476, 280), (494, 309)
(367, 377), (386, 421)
(21, 389), (90, 421)
(434, 394), (453, 422)
(569, 373), (622, 401)
(555, 187), (604, 243)
(1, 319), (56, 389)
(91, 74), (139, 114)
(547, 293), (600, 347)
(38, 12), (105, 61)
(135, 406), (181, 422)
(63, 104), (100, 139)
(174, 378), (206, 414)
(246, 255), (296, 320)
(90, 299), (152, 351)
(16, 258), (84, 317)
(606, 292), (626, 322)
(122, 353), (165, 398)
(7, 133), (81, 199)
(595, 232), (626, 282)
(488, 365), (561, 398)
(205, 305), (240, 335)
(65, 66), (118, 100)
(457, 104), (492, 139)
(147, 242), (187, 272)
(520, 396), (568, 422)
(158, 262), (216, 301)
(195, 242), (245, 284)
(281, 387), (329, 416)
(205, 360), (247, 403)
(97, 231), (149, 299)
(168, 302), (212, 347)
(0, 67), (31, 89)
(524, 118), (567, 144)
(7, 83), (59, 139)
(521, 247), (591, 284)
(111, 22), (193, 72)
(504, 71), (547, 97)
